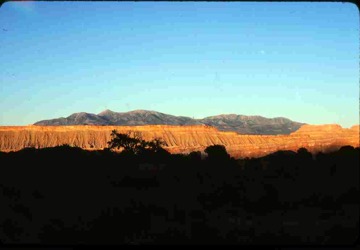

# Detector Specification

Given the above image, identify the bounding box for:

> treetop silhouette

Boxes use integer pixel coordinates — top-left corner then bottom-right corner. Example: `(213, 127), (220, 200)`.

(107, 130), (167, 155)
(204, 144), (230, 161)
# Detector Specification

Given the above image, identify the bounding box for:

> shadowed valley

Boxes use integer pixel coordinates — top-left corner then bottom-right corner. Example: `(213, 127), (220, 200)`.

(0, 133), (358, 244)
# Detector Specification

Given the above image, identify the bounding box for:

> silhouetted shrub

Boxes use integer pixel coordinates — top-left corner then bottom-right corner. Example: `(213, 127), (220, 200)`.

(188, 151), (202, 161)
(204, 145), (230, 162)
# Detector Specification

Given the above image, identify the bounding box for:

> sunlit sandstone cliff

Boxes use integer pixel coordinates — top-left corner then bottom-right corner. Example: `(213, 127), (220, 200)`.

(0, 124), (358, 158)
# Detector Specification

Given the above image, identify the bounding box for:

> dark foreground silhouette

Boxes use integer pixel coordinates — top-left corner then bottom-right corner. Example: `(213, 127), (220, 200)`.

(0, 144), (358, 245)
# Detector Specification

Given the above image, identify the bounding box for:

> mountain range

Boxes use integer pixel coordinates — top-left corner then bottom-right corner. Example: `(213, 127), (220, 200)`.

(34, 109), (305, 135)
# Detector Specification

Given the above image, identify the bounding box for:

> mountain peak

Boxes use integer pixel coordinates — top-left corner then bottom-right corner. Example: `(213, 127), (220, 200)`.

(98, 109), (115, 115)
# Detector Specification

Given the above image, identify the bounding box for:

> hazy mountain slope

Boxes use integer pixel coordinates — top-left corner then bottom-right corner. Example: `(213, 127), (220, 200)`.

(97, 110), (202, 126)
(34, 112), (111, 126)
(199, 115), (303, 135)
(34, 109), (304, 135)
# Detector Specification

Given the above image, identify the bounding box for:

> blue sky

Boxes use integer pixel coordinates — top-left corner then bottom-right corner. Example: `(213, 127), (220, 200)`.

(0, 2), (358, 127)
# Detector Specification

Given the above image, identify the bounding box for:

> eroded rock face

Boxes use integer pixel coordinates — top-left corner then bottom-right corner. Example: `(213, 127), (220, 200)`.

(0, 124), (358, 158)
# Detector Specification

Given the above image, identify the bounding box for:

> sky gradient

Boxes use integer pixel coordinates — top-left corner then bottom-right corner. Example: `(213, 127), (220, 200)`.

(0, 2), (358, 127)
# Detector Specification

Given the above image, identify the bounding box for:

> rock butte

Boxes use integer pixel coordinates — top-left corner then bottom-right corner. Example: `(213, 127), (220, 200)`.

(0, 124), (358, 158)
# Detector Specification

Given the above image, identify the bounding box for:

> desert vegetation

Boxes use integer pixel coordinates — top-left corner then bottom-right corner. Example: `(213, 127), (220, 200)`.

(0, 132), (358, 245)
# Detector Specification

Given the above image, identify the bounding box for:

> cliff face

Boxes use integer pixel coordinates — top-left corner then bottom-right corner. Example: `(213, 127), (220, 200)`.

(0, 124), (358, 158)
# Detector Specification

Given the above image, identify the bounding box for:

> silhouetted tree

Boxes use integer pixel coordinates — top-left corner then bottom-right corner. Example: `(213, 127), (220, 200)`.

(297, 147), (312, 158)
(107, 130), (142, 154)
(144, 138), (167, 153)
(204, 145), (230, 161)
(188, 151), (202, 161)
(107, 130), (167, 155)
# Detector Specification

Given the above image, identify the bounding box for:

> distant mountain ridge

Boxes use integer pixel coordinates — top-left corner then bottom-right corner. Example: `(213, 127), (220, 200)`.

(34, 109), (305, 135)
